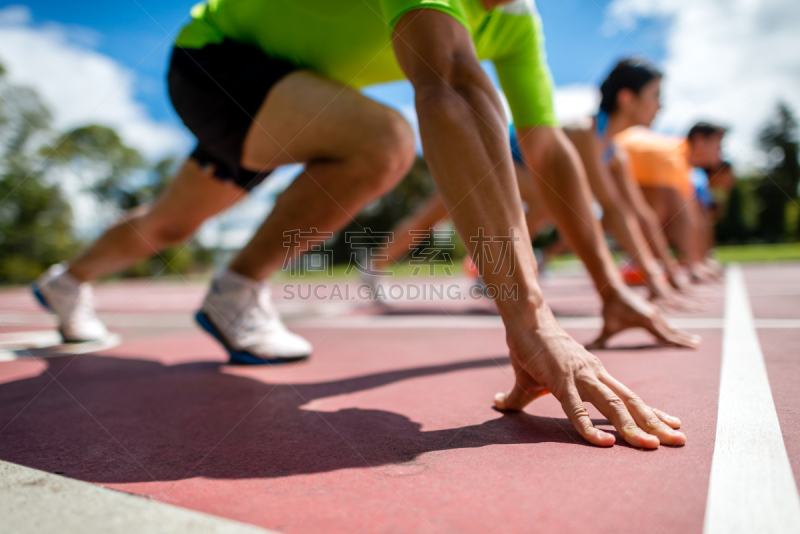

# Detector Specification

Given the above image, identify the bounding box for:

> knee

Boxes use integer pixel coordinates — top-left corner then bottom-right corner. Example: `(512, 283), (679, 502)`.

(358, 110), (416, 192)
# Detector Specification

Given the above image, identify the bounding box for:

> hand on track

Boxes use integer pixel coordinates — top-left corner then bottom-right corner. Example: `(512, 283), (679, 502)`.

(690, 261), (723, 284)
(496, 319), (686, 448)
(646, 274), (704, 313)
(588, 288), (701, 349)
(666, 268), (694, 294)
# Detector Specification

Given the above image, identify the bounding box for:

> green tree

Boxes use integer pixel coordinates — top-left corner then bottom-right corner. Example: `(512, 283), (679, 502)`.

(756, 103), (800, 241)
(44, 124), (144, 210)
(0, 60), (209, 284)
(44, 128), (212, 278)
(0, 66), (78, 284)
(716, 182), (750, 243)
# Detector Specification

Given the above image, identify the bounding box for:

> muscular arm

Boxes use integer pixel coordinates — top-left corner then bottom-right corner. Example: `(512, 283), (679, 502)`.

(515, 126), (627, 301)
(392, 9), (687, 449)
(608, 150), (686, 289)
(393, 10), (542, 327)
(564, 126), (669, 298)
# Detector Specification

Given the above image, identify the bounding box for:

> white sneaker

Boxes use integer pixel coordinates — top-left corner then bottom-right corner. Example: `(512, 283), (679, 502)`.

(31, 263), (109, 343)
(195, 269), (312, 364)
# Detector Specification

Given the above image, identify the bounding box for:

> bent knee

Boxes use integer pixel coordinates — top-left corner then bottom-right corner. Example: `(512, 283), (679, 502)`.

(360, 110), (416, 183)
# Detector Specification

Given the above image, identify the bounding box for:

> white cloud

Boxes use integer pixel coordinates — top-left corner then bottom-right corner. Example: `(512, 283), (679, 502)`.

(606, 0), (800, 170)
(553, 84), (600, 124)
(0, 5), (190, 160)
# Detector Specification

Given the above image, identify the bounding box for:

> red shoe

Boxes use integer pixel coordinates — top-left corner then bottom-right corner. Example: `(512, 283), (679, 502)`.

(621, 264), (647, 286)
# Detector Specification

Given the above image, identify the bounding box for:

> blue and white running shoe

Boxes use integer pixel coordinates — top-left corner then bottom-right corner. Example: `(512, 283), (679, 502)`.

(196, 269), (312, 365)
(31, 263), (108, 343)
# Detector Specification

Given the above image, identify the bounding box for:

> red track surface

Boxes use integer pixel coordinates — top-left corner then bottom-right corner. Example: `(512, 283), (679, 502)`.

(1, 264), (798, 533)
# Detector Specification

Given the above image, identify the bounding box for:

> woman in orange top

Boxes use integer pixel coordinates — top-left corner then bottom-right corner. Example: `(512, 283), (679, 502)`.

(615, 122), (726, 282)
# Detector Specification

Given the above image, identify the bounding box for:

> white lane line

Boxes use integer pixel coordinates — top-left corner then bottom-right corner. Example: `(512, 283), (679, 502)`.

(753, 318), (800, 329)
(289, 316), (798, 330)
(0, 330), (62, 350)
(0, 460), (278, 534)
(0, 332), (121, 362)
(703, 264), (800, 534)
(2, 313), (800, 331)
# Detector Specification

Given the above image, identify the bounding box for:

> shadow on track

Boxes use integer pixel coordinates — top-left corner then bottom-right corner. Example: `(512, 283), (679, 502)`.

(0, 354), (604, 484)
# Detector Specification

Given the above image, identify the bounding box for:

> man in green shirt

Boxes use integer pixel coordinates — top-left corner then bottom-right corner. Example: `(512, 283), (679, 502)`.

(34, 0), (690, 448)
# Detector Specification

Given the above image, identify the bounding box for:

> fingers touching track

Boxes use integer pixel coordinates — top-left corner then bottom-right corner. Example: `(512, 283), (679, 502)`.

(498, 323), (687, 449)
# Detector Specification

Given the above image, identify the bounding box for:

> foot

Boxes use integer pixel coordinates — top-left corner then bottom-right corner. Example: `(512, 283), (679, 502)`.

(196, 269), (312, 364)
(31, 263), (108, 343)
(587, 288), (701, 350)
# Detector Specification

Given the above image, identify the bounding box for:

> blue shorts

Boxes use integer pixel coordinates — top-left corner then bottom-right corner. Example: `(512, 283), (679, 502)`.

(510, 126), (524, 164)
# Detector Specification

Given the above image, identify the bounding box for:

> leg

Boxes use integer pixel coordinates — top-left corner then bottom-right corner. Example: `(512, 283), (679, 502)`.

(377, 193), (450, 270)
(229, 71), (416, 280)
(68, 159), (246, 281)
(34, 159), (244, 342)
(194, 71), (414, 361)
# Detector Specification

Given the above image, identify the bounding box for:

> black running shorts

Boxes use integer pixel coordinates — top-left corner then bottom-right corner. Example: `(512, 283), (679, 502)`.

(167, 39), (298, 191)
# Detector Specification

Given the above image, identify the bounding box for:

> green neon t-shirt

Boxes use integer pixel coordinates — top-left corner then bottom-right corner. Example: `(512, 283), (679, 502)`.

(174, 0), (556, 128)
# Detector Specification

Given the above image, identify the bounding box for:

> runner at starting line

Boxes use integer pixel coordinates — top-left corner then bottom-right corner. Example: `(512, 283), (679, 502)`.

(31, 0), (691, 448)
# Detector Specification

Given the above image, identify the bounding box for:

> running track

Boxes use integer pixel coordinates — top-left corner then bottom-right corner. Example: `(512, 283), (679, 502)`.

(0, 263), (799, 533)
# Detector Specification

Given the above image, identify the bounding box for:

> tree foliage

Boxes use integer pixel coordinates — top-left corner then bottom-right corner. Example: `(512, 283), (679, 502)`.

(44, 125), (144, 210)
(0, 67), (76, 284)
(0, 62), (209, 284)
(755, 103), (800, 241)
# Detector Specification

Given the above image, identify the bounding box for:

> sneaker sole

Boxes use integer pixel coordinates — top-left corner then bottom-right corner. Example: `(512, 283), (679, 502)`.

(31, 282), (88, 344)
(30, 282), (52, 312)
(194, 311), (310, 365)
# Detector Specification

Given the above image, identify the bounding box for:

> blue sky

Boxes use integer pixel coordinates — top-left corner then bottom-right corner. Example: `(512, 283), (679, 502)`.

(12, 0), (667, 133)
(5, 0), (798, 241)
(5, 0), (797, 169)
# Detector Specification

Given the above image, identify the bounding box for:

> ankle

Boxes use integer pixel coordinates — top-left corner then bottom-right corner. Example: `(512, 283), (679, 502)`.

(216, 268), (267, 290)
(64, 264), (91, 284)
(52, 265), (85, 289)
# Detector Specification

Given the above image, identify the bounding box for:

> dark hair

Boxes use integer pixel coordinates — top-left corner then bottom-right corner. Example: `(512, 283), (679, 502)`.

(687, 121), (727, 143)
(599, 58), (662, 113)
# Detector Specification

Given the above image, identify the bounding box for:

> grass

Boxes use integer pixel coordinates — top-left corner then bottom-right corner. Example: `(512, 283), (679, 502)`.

(164, 242), (800, 285)
(271, 242), (800, 282)
(272, 259), (465, 281)
(714, 242), (800, 264)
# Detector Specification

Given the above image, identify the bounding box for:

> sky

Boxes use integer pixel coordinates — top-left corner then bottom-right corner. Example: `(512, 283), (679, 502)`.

(0, 0), (798, 239)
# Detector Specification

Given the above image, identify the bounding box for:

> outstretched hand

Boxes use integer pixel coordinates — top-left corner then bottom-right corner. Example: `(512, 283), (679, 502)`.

(666, 267), (694, 294)
(588, 287), (701, 350)
(646, 273), (704, 313)
(690, 261), (723, 284)
(496, 319), (686, 448)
